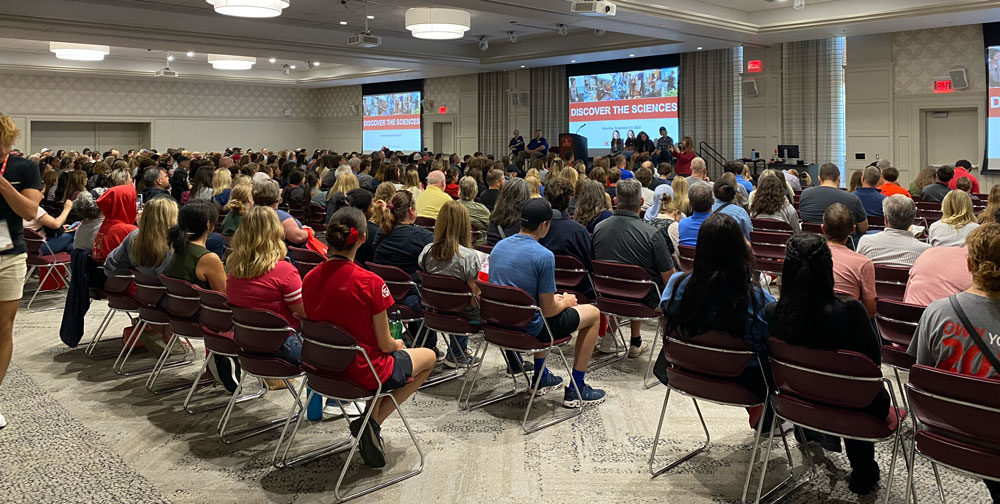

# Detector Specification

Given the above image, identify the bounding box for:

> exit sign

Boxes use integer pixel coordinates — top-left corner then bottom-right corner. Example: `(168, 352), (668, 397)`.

(438, 105), (448, 114)
(747, 59), (763, 73)
(933, 78), (953, 93)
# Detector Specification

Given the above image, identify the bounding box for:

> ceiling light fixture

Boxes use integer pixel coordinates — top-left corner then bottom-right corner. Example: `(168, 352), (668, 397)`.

(289, 64), (296, 69)
(49, 42), (110, 61)
(268, 57), (277, 63)
(629, 53), (635, 57)
(697, 46), (703, 50)
(186, 51), (195, 57)
(405, 7), (471, 40)
(793, 0), (805, 9)
(205, 0), (289, 18)
(339, 21), (347, 25)
(167, 54), (175, 62)
(571, 59), (576, 63)
(207, 54), (256, 70)
(366, 15), (374, 19)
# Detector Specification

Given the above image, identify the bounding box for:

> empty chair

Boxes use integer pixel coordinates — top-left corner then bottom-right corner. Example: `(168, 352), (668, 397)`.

(414, 216), (435, 232)
(553, 254), (594, 304)
(287, 246), (326, 278)
(874, 264), (910, 302)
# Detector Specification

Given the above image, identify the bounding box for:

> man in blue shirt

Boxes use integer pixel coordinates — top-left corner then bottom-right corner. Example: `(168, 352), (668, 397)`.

(677, 183), (714, 246)
(508, 130), (525, 159)
(712, 180), (753, 240)
(515, 129), (549, 167)
(725, 160), (754, 195)
(489, 198), (606, 408)
(855, 166), (886, 217)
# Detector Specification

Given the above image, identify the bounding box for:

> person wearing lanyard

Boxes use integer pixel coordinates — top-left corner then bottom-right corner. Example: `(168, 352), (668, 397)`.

(0, 115), (43, 430)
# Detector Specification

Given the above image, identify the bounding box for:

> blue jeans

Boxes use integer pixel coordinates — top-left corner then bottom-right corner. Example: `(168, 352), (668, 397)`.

(43, 231), (75, 255)
(274, 334), (302, 366)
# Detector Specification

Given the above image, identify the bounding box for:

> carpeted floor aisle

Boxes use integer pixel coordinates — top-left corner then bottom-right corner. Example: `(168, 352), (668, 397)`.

(0, 296), (995, 503)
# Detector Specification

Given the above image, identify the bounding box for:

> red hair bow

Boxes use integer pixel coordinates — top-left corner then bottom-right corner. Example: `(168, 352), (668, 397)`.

(346, 227), (360, 245)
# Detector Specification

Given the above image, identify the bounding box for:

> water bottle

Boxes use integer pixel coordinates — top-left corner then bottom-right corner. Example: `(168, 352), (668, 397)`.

(306, 387), (323, 421)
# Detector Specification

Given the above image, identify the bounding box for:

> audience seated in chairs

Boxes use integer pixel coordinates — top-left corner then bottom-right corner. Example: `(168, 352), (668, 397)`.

(164, 199), (226, 293)
(487, 178), (530, 245)
(489, 198), (606, 407)
(253, 179), (308, 248)
(23, 196), (74, 254)
(977, 184), (1000, 225)
(920, 165), (953, 204)
(712, 177), (752, 239)
(415, 170), (452, 221)
(220, 183), (252, 236)
(457, 176), (489, 245)
(857, 194), (930, 267)
(538, 178), (593, 291)
(344, 188), (379, 267)
(676, 182), (714, 247)
(749, 171), (800, 233)
(479, 168), (504, 212)
(372, 190), (437, 354)
(301, 207), (435, 468)
(906, 222), (1000, 500)
(660, 212), (774, 420)
(417, 200), (483, 368)
(928, 189), (980, 247)
(855, 166), (886, 218)
(766, 232), (891, 496)
(70, 192), (104, 252)
(798, 163), (869, 238)
(593, 179), (676, 357)
(904, 244), (973, 307)
(91, 184), (138, 264)
(824, 203), (877, 317)
(572, 180), (613, 234)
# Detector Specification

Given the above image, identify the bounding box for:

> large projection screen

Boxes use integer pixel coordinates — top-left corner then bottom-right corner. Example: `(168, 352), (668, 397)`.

(362, 91), (422, 152)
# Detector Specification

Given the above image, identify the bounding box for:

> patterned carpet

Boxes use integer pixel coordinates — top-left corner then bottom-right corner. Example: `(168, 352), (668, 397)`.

(0, 296), (995, 504)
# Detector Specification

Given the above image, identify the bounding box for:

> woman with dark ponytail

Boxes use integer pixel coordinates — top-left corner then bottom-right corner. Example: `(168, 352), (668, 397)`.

(164, 199), (226, 292)
(301, 207), (435, 468)
(711, 178), (752, 240)
(764, 232), (888, 496)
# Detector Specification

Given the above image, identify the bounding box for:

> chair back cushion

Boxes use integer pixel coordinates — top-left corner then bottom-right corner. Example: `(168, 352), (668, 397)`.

(231, 305), (292, 354)
(591, 260), (654, 301)
(133, 271), (166, 308)
(768, 337), (882, 409)
(417, 271), (474, 314)
(159, 275), (201, 319)
(477, 280), (535, 329)
(366, 262), (415, 301)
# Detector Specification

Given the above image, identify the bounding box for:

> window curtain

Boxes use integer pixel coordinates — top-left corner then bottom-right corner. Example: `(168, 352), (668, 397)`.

(478, 71), (510, 159)
(781, 38), (846, 175)
(530, 66), (568, 145)
(679, 48), (743, 180)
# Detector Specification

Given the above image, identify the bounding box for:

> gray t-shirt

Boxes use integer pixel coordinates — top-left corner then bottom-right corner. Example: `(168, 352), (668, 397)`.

(798, 186), (867, 225)
(907, 291), (1000, 378)
(418, 243), (482, 283)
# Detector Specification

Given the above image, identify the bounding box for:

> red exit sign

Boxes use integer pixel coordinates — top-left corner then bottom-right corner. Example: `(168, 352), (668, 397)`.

(934, 79), (953, 93)
(747, 59), (763, 73)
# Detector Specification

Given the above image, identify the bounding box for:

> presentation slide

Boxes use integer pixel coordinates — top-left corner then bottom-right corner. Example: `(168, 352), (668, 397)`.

(989, 46), (1000, 168)
(362, 91), (421, 152)
(568, 67), (679, 156)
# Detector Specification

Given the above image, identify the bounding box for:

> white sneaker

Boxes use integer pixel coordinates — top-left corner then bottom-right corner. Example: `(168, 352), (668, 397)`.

(627, 341), (649, 358)
(323, 401), (363, 418)
(597, 335), (617, 354)
(0, 411), (6, 430)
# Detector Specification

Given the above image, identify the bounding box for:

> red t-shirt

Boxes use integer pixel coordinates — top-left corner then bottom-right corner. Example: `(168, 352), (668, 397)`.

(444, 183), (460, 198)
(227, 261), (303, 328)
(302, 259), (395, 390)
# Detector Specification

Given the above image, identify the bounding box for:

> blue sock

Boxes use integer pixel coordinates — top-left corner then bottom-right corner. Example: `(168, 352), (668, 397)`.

(533, 357), (546, 377)
(571, 369), (586, 389)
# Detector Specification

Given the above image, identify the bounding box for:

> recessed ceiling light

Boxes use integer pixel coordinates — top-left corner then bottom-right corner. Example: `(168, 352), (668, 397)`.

(629, 53), (635, 57)
(571, 59), (576, 63)
(520, 65), (525, 68)
(339, 20), (347, 25)
(206, 0), (289, 18)
(268, 57), (276, 63)
(167, 54), (175, 62)
(697, 46), (703, 50)
(313, 62), (320, 66)
(186, 51), (195, 57)
(49, 42), (110, 61)
(207, 54), (256, 70)
(289, 64), (296, 69)
(366, 15), (374, 19)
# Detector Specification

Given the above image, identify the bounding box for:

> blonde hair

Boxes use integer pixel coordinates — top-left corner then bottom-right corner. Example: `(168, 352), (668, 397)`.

(232, 174), (252, 188)
(132, 198), (178, 268)
(978, 185), (1000, 225)
(941, 189), (976, 228)
(225, 183), (253, 216)
(0, 114), (19, 151)
(328, 172), (359, 200)
(525, 175), (542, 197)
(427, 200), (471, 262)
(671, 175), (690, 213)
(227, 206), (287, 279)
(212, 169), (232, 196)
(560, 166), (578, 188)
(967, 223), (1000, 292)
(403, 168), (421, 190)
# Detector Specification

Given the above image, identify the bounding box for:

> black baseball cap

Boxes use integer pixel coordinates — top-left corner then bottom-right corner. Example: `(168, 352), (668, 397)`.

(521, 198), (553, 226)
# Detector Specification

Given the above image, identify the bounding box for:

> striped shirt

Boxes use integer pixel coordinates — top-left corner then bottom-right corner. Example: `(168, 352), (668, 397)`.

(856, 228), (931, 268)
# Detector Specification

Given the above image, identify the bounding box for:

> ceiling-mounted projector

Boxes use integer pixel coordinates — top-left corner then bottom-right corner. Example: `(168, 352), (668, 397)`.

(571, 1), (616, 16)
(348, 32), (381, 48)
(155, 67), (179, 78)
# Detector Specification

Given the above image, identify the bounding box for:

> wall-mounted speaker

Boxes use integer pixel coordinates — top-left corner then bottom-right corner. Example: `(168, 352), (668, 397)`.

(949, 67), (968, 90)
(348, 104), (358, 116)
(742, 80), (759, 97)
(420, 98), (433, 110)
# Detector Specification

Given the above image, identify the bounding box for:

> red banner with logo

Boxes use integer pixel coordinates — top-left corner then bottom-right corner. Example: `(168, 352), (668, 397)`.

(363, 114), (421, 131)
(569, 96), (678, 122)
(990, 88), (1000, 118)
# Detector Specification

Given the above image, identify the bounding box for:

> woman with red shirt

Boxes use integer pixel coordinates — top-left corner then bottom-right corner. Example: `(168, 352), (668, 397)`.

(302, 207), (434, 468)
(669, 136), (697, 177)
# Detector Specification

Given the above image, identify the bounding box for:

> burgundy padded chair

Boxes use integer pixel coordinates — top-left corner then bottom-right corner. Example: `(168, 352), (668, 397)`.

(751, 242), (786, 277)
(183, 286), (267, 417)
(553, 254), (593, 304)
(591, 260), (662, 386)
(226, 305), (305, 447)
(918, 207), (943, 224)
(874, 299), (923, 413)
(749, 230), (791, 247)
(417, 271), (481, 388)
(22, 227), (71, 310)
(760, 338), (906, 504)
(459, 281), (583, 433)
(868, 215), (886, 232)
(148, 275), (211, 395)
(305, 203), (327, 234)
(222, 234), (233, 263)
(904, 365), (1000, 503)
(85, 273), (138, 359)
(751, 218), (794, 234)
(474, 244), (493, 254)
(916, 201), (942, 211)
(113, 272), (192, 377)
(801, 222), (824, 234)
(676, 245), (695, 273)
(414, 216), (435, 232)
(272, 317), (423, 500)
(366, 262), (425, 337)
(287, 246), (326, 278)
(650, 331), (794, 503)
(874, 264), (910, 302)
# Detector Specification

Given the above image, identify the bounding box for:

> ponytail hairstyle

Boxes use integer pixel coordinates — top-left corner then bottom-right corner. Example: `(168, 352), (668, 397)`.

(379, 190), (415, 236)
(327, 207), (368, 254)
(770, 233), (836, 348)
(168, 199), (218, 257)
(225, 183), (253, 216)
(371, 182), (398, 230)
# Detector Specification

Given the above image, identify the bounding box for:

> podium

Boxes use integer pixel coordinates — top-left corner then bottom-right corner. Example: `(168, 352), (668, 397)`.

(558, 133), (588, 162)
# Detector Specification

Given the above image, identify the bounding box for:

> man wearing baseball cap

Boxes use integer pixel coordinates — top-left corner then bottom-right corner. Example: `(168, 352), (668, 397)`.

(488, 198), (606, 408)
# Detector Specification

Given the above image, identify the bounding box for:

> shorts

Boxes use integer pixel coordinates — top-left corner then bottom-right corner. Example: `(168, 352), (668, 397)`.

(535, 307), (581, 343)
(0, 253), (27, 302)
(383, 349), (413, 391)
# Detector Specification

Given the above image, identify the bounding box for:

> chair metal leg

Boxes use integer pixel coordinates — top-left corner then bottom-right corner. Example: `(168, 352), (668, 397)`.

(274, 385), (352, 468)
(649, 392), (710, 477)
(754, 415), (812, 504)
(521, 345), (582, 434)
(643, 320), (665, 389)
(84, 308), (114, 355)
(273, 378), (311, 467)
(25, 265), (52, 310)
(931, 462), (947, 503)
(145, 334), (201, 395)
(418, 329), (461, 390)
(220, 377), (302, 445)
(883, 427), (903, 504)
(588, 315), (628, 371)
(741, 403), (769, 503)
(459, 342), (530, 412)
(904, 429), (919, 504)
(182, 352), (266, 415)
(455, 337), (485, 404)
